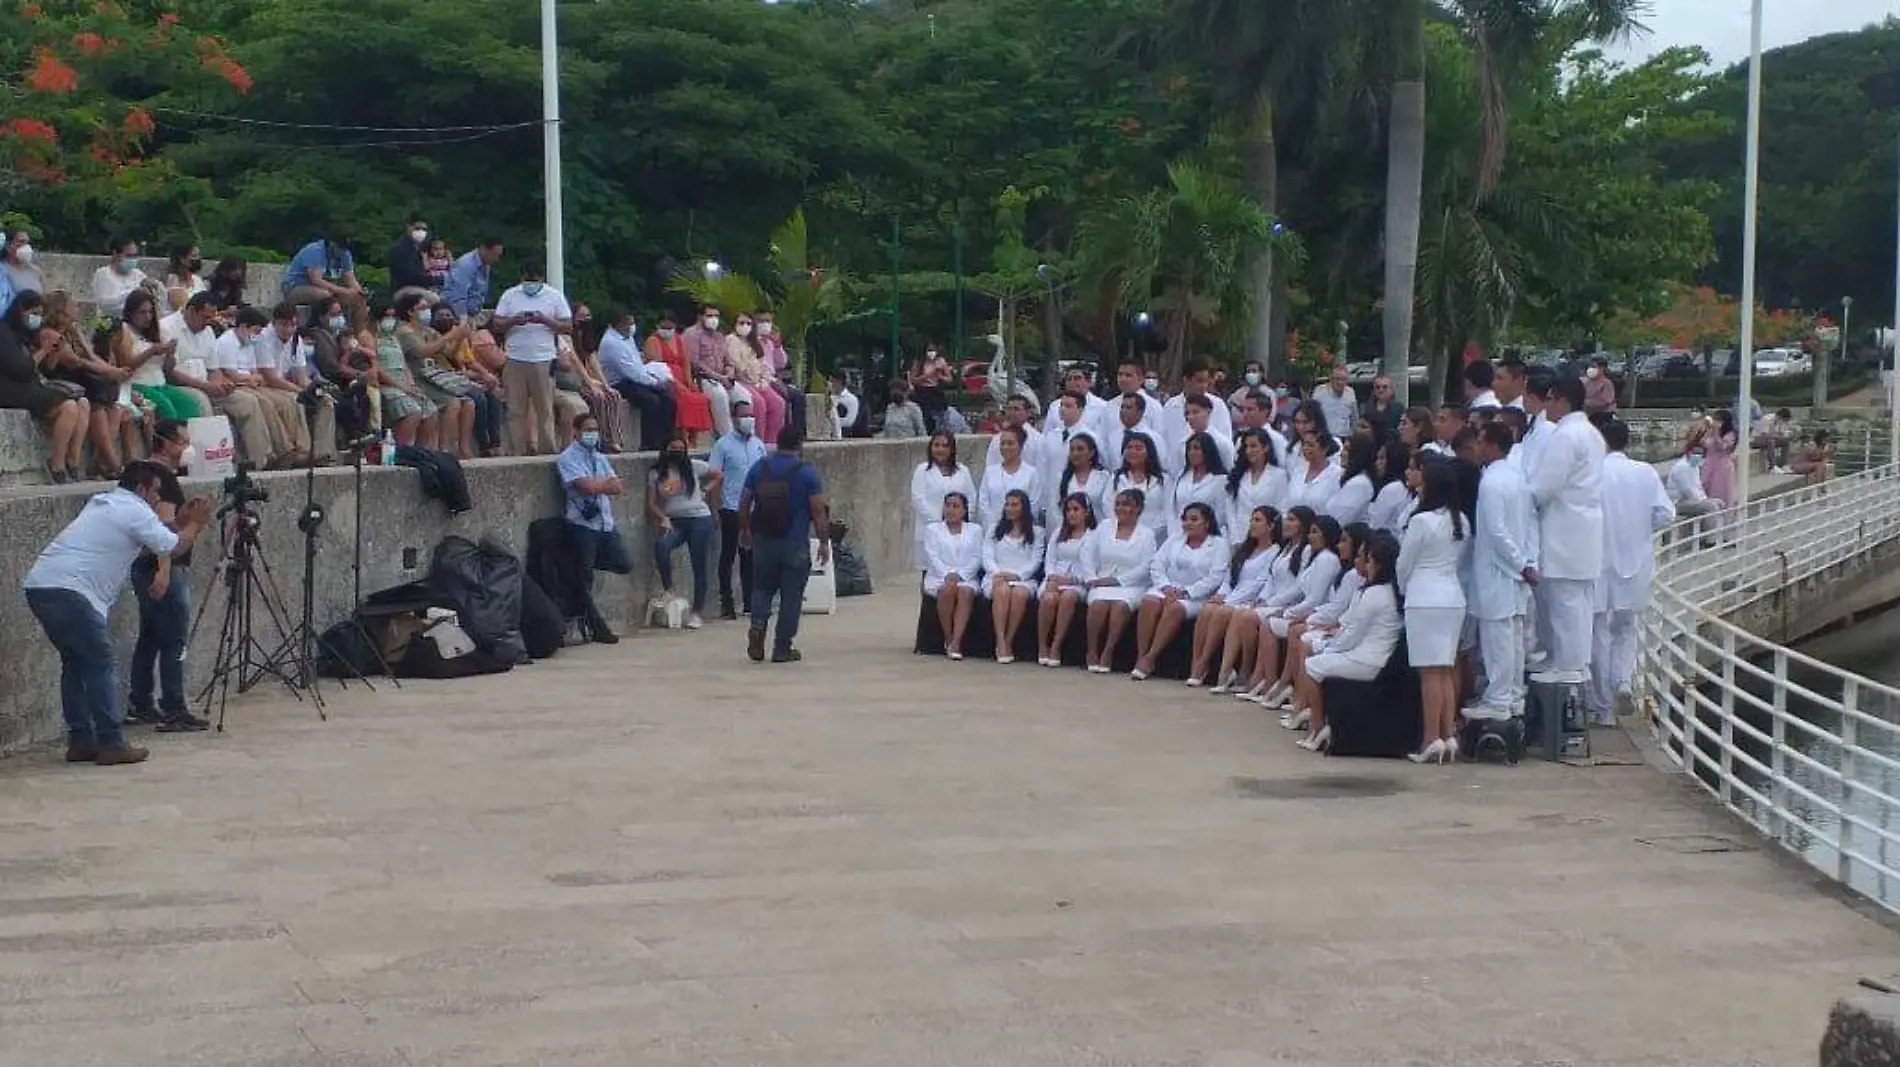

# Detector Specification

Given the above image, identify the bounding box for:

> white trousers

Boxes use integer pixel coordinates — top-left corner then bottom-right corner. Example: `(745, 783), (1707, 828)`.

(1475, 614), (1526, 713)
(1538, 577), (1594, 675)
(1527, 586), (1549, 658)
(1588, 608), (1638, 719)
(703, 380), (734, 437)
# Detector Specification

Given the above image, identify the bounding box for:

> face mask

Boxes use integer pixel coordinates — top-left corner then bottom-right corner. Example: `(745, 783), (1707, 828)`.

(115, 258), (136, 276)
(619, 324), (636, 339)
(757, 324), (773, 338)
(179, 444), (198, 470)
(328, 315), (348, 333)
(736, 323), (753, 338)
(379, 318), (397, 335)
(522, 282), (544, 298)
(24, 312), (42, 331)
(411, 228), (428, 244)
(703, 316), (719, 331)
(1144, 377), (1159, 392)
(1245, 372), (1261, 386)
(244, 332), (262, 347)
(1687, 453), (1703, 468)
(579, 431), (601, 449)
(737, 416), (757, 435)
(1586, 367), (1601, 379)
(658, 327), (676, 340)
(14, 244), (33, 264)
(433, 318), (455, 331)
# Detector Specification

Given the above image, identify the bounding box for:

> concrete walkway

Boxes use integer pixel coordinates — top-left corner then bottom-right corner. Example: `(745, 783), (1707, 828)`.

(0, 593), (1893, 1067)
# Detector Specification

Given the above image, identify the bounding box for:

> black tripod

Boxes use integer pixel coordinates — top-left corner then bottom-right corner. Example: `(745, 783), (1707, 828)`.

(188, 490), (311, 731)
(270, 437), (393, 702)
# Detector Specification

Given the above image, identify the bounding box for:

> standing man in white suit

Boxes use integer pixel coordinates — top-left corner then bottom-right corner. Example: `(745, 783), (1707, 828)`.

(1589, 418), (1675, 724)
(1468, 422), (1538, 719)
(1526, 376), (1605, 677)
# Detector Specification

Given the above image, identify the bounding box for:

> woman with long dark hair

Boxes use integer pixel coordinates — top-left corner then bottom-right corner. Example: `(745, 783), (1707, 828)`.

(1255, 514), (1343, 707)
(908, 431), (976, 571)
(1368, 440), (1414, 534)
(1057, 429), (1112, 522)
(1288, 530), (1405, 753)
(1699, 408), (1739, 506)
(1398, 457), (1470, 763)
(1113, 429), (1167, 540)
(0, 291), (86, 481)
(983, 488), (1042, 663)
(1237, 506), (1317, 701)
(1272, 521), (1369, 730)
(1036, 493), (1097, 666)
(1132, 501), (1225, 680)
(1226, 429), (1287, 546)
(646, 430), (723, 629)
(923, 491), (984, 660)
(1166, 431), (1229, 541)
(1285, 431), (1340, 513)
(41, 290), (128, 478)
(1080, 488), (1159, 673)
(1192, 505), (1280, 689)
(1324, 432), (1378, 526)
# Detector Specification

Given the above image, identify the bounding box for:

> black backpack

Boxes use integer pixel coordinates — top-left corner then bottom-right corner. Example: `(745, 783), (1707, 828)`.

(753, 456), (802, 539)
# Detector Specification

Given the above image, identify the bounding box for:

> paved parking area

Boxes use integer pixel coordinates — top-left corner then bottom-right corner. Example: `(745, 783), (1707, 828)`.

(0, 592), (1891, 1066)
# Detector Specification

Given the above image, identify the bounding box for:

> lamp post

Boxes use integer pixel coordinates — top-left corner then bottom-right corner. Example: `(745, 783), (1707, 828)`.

(1826, 294), (1853, 411)
(703, 260), (725, 280)
(1127, 311), (1152, 367)
(1734, 0), (1765, 509)
(540, 0), (564, 290)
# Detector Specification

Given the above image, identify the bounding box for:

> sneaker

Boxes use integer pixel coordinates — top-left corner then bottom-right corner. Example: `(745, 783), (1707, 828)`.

(771, 647), (802, 664)
(720, 605), (739, 622)
(93, 745), (150, 766)
(685, 614), (704, 631)
(747, 626), (767, 663)
(156, 711), (210, 733)
(124, 704), (165, 725)
(590, 627), (620, 645)
(65, 742), (98, 763)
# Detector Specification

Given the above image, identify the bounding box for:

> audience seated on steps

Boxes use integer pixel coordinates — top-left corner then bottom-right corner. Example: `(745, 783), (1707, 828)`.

(0, 289), (89, 483)
(41, 289), (132, 479)
(89, 236), (165, 314)
(208, 305), (307, 469)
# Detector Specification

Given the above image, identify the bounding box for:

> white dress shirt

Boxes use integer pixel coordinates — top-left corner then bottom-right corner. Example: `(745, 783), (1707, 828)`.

(22, 488), (179, 617)
(159, 311), (215, 381)
(1595, 451), (1676, 613)
(922, 520), (985, 596)
(598, 328), (658, 388)
(1665, 457), (1709, 506)
(1528, 410), (1606, 581)
(1368, 480), (1413, 535)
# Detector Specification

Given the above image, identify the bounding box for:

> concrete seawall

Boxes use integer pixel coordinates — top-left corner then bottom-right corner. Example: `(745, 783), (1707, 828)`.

(0, 436), (983, 756)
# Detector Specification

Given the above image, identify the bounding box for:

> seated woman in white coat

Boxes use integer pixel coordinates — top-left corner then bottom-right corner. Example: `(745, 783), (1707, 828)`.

(1112, 430), (1168, 541)
(909, 431), (975, 573)
(922, 492), (985, 660)
(1167, 431), (1230, 541)
(1080, 488), (1159, 674)
(1262, 521), (1370, 727)
(1397, 457), (1470, 764)
(1323, 433), (1378, 526)
(977, 425), (1041, 528)
(982, 488), (1043, 664)
(1234, 505), (1322, 700)
(1287, 530), (1404, 753)
(1035, 492), (1098, 667)
(1131, 502), (1227, 680)
(1191, 505), (1283, 690)
(1367, 440), (1415, 535)
(1226, 429), (1288, 546)
(1053, 429), (1113, 527)
(1248, 508), (1344, 701)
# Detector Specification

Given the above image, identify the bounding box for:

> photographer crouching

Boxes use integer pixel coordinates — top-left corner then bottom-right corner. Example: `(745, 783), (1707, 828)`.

(126, 419), (212, 733)
(21, 461), (211, 766)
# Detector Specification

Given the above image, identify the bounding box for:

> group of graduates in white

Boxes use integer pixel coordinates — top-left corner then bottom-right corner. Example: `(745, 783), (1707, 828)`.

(910, 356), (1676, 763)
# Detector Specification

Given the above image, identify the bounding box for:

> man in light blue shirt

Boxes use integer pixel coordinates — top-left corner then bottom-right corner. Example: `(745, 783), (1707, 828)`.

(441, 239), (503, 317)
(708, 398), (767, 619)
(282, 231), (368, 327)
(22, 462), (210, 765)
(556, 412), (630, 644)
(598, 309), (674, 452)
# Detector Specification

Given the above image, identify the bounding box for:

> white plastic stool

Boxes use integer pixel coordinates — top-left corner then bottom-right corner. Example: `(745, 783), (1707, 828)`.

(803, 537), (837, 615)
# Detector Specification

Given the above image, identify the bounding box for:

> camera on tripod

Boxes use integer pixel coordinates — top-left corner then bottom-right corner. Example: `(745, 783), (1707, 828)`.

(218, 463), (271, 525)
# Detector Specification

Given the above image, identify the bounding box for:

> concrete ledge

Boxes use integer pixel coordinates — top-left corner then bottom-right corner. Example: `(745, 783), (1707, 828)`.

(26, 251), (283, 310)
(0, 435), (985, 756)
(1821, 994), (1900, 1067)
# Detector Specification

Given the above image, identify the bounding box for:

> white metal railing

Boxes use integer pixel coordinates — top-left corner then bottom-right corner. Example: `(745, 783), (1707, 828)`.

(1641, 462), (1900, 915)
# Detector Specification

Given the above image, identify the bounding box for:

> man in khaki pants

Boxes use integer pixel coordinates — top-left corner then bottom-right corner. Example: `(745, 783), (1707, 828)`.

(209, 307), (302, 468)
(259, 302), (337, 463)
(491, 262), (570, 455)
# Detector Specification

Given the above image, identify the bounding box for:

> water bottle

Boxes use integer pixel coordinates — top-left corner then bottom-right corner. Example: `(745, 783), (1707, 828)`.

(380, 429), (396, 467)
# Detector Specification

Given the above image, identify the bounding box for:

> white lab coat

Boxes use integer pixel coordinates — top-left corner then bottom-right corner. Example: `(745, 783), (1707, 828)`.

(1042, 392), (1108, 435)
(1368, 480), (1413, 535)
(1470, 459), (1536, 621)
(1513, 413), (1554, 484)
(921, 520), (984, 596)
(1316, 583), (1403, 674)
(1528, 410), (1606, 581)
(1161, 424), (1236, 476)
(1216, 546), (1280, 608)
(1310, 562), (1365, 626)
(1167, 470), (1230, 541)
(984, 423), (1044, 476)
(1041, 424), (1099, 515)
(982, 529), (1043, 587)
(1397, 507), (1467, 611)
(1323, 472), (1376, 527)
(1042, 531), (1091, 584)
(1081, 524), (1159, 595)
(1147, 534), (1228, 602)
(909, 462), (977, 569)
(1052, 465), (1113, 527)
(1267, 548), (1343, 618)
(1092, 391), (1162, 445)
(1665, 457), (1709, 507)
(977, 460), (1043, 529)
(1098, 421), (1153, 477)
(1594, 451), (1675, 613)
(1226, 465), (1289, 543)
(1285, 458), (1340, 514)
(1112, 472), (1169, 542)
(1159, 392), (1234, 474)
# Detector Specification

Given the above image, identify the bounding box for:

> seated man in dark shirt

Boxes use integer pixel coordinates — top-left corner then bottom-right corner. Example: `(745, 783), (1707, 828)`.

(388, 213), (432, 301)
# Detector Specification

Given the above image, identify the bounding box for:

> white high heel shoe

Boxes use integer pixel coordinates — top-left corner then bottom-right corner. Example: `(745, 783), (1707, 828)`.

(1237, 680), (1267, 701)
(1261, 681), (1292, 709)
(1296, 724), (1332, 752)
(1279, 707), (1311, 731)
(1407, 738), (1449, 764)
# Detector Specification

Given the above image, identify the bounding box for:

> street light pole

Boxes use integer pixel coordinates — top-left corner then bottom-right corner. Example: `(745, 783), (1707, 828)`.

(540, 0), (565, 291)
(1890, 130), (1900, 466)
(1734, 0), (1764, 509)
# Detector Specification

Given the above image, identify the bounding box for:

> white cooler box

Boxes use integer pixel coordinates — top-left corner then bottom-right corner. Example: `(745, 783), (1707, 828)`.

(803, 537), (837, 615)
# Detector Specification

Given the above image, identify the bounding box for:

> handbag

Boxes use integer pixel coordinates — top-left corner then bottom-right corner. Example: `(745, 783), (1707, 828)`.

(42, 377), (85, 401)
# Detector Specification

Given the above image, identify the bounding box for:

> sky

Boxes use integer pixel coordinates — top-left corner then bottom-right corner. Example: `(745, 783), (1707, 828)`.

(1612, 0), (1896, 66)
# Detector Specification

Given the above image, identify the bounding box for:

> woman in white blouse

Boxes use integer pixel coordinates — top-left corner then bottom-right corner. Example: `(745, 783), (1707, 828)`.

(982, 489), (1042, 664)
(1131, 502), (1227, 680)
(1367, 440), (1415, 535)
(1055, 430), (1113, 526)
(1191, 505), (1282, 689)
(909, 431), (975, 572)
(1237, 507), (1336, 701)
(1323, 433), (1377, 526)
(1225, 429), (1287, 545)
(1284, 431), (1340, 514)
(1112, 430), (1168, 541)
(1080, 489), (1159, 674)
(1397, 458), (1471, 763)
(1253, 513), (1343, 700)
(977, 424), (1042, 528)
(923, 492), (985, 660)
(1267, 521), (1369, 728)
(1287, 530), (1405, 753)
(1035, 492), (1098, 667)
(1167, 431), (1229, 541)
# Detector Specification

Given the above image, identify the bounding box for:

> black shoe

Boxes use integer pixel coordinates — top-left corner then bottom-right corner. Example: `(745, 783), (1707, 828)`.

(156, 712), (210, 733)
(65, 742), (98, 763)
(771, 647), (802, 664)
(747, 626), (767, 663)
(720, 604), (738, 621)
(590, 627), (620, 645)
(125, 704), (164, 725)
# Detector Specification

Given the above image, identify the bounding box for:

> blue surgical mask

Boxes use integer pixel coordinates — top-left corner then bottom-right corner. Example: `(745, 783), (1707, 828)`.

(579, 430), (600, 449)
(328, 315), (348, 333)
(1687, 453), (1704, 468)
(522, 282), (544, 298)
(114, 258), (136, 276)
(24, 312), (42, 331)
(737, 416), (756, 436)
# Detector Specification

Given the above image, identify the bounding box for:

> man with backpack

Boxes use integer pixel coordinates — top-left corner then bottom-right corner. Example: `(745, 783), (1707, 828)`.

(738, 425), (829, 663)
